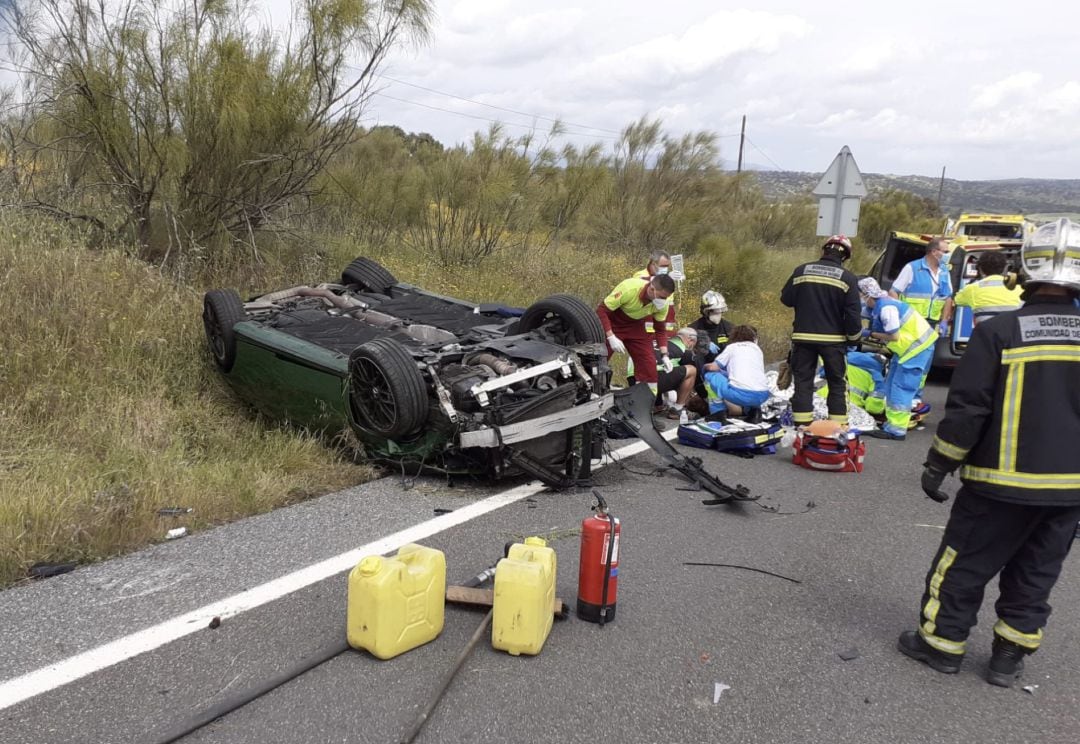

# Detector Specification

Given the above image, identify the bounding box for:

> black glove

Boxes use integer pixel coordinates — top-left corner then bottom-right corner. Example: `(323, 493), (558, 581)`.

(921, 465), (949, 503)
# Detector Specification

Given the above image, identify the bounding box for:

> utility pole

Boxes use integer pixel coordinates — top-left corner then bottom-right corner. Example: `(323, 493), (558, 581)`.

(736, 115), (746, 173)
(937, 166), (946, 208)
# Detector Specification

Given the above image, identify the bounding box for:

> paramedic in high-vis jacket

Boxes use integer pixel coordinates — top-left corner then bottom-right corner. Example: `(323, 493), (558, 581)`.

(597, 273), (676, 392)
(952, 251), (1023, 326)
(898, 218), (1080, 688)
(889, 237), (954, 331)
(856, 278), (936, 440)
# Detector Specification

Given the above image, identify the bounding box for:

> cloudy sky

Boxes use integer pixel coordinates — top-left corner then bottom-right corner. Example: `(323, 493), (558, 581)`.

(353, 0), (1080, 181)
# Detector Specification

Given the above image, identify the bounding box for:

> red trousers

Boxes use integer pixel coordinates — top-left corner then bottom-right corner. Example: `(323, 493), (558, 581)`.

(605, 309), (661, 384)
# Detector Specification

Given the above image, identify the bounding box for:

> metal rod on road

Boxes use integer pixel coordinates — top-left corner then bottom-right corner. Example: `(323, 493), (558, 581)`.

(150, 637), (349, 744)
(400, 608), (494, 744)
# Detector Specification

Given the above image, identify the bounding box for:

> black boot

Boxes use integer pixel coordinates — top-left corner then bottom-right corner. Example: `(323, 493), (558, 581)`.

(897, 630), (963, 674)
(743, 407), (762, 424)
(705, 410), (730, 425)
(987, 636), (1028, 688)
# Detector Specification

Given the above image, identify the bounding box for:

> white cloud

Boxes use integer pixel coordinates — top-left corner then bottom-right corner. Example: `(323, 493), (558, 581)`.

(1037, 81), (1080, 114)
(971, 72), (1043, 110)
(568, 10), (810, 93)
(433, 8), (585, 66)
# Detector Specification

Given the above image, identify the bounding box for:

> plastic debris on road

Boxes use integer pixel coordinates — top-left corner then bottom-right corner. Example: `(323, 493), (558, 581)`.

(1022, 684), (1038, 694)
(713, 682), (731, 703)
(165, 527), (188, 540)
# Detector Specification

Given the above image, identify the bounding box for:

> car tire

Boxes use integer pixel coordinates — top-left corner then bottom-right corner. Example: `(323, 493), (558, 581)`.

(516, 294), (606, 345)
(203, 289), (246, 372)
(341, 257), (397, 294)
(349, 338), (428, 439)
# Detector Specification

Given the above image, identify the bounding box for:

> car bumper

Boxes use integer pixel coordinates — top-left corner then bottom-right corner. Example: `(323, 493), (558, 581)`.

(457, 394), (614, 448)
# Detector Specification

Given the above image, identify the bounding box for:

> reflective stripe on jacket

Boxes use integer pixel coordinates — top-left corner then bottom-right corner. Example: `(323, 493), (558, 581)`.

(627, 337), (687, 377)
(869, 297), (936, 363)
(690, 317), (733, 357)
(897, 257), (952, 321)
(953, 275), (1023, 324)
(926, 296), (1080, 506)
(779, 257), (863, 344)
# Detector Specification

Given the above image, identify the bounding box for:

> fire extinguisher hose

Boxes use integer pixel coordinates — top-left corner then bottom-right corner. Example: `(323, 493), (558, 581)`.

(599, 512), (616, 627)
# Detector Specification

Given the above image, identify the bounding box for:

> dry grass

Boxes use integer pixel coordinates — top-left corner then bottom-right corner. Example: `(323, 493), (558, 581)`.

(0, 215), (373, 586)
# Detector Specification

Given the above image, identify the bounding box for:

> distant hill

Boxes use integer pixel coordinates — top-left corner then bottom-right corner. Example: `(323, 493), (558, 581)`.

(750, 170), (1080, 216)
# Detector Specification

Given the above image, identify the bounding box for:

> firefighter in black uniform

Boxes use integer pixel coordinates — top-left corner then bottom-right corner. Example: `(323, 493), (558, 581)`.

(688, 290), (734, 398)
(898, 218), (1080, 687)
(779, 235), (863, 426)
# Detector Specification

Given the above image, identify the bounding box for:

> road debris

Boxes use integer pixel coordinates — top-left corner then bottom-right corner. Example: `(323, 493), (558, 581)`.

(208, 617), (222, 630)
(838, 647), (860, 661)
(28, 562), (78, 579)
(157, 507), (193, 516)
(1022, 684), (1038, 695)
(165, 527), (188, 540)
(683, 562), (801, 584)
(713, 682), (731, 703)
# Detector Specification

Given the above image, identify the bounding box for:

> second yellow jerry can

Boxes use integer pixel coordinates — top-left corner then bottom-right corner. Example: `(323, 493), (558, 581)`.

(492, 536), (557, 656)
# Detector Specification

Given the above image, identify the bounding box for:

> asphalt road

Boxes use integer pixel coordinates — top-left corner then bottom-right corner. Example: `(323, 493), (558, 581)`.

(2, 381), (1078, 744)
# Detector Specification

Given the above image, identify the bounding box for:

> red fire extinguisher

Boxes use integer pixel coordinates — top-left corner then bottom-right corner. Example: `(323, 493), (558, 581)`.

(577, 489), (620, 625)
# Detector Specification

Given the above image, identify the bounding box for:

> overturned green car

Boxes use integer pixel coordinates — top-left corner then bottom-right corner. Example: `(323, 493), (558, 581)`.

(202, 258), (611, 487)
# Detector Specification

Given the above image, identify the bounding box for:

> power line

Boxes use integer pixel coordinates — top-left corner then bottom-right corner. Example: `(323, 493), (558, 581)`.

(744, 135), (786, 172)
(378, 74), (623, 135)
(374, 73), (744, 142)
(371, 92), (621, 140)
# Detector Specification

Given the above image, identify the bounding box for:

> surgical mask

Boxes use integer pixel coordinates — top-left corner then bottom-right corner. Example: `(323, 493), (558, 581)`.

(652, 297), (667, 309)
(708, 312), (723, 324)
(655, 267), (670, 276)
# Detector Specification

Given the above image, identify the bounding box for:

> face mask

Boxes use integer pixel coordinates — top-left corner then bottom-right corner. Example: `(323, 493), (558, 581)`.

(708, 312), (723, 324)
(652, 297), (667, 309)
(655, 267), (670, 276)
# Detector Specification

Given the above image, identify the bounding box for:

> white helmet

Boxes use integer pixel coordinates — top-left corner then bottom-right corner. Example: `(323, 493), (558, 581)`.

(1021, 218), (1080, 292)
(701, 290), (728, 313)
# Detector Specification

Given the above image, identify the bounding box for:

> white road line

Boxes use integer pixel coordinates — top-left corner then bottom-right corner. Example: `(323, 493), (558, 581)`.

(0, 430), (675, 710)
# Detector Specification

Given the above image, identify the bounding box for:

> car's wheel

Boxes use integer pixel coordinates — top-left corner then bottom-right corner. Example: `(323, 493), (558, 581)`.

(203, 289), (246, 372)
(516, 294), (606, 345)
(349, 338), (427, 439)
(341, 257), (397, 294)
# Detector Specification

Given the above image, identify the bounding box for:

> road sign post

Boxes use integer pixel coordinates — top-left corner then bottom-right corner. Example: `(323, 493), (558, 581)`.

(814, 146), (867, 237)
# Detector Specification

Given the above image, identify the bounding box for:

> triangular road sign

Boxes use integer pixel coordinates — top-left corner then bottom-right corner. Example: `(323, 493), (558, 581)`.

(812, 146), (867, 197)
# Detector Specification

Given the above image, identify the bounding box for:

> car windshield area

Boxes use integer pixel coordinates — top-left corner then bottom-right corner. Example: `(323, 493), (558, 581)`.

(960, 224), (1024, 240)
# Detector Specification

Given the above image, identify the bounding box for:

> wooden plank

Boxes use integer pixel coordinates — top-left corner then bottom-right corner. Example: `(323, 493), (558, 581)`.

(446, 585), (567, 617)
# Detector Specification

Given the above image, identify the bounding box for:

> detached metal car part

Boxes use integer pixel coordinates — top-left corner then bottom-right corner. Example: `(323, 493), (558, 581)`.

(202, 257), (611, 488)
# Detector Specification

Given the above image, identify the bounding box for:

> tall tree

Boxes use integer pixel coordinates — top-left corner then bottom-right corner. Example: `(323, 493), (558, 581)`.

(593, 117), (721, 255)
(2, 0), (432, 261)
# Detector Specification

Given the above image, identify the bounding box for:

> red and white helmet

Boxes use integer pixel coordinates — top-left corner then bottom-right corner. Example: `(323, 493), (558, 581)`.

(822, 234), (853, 260)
